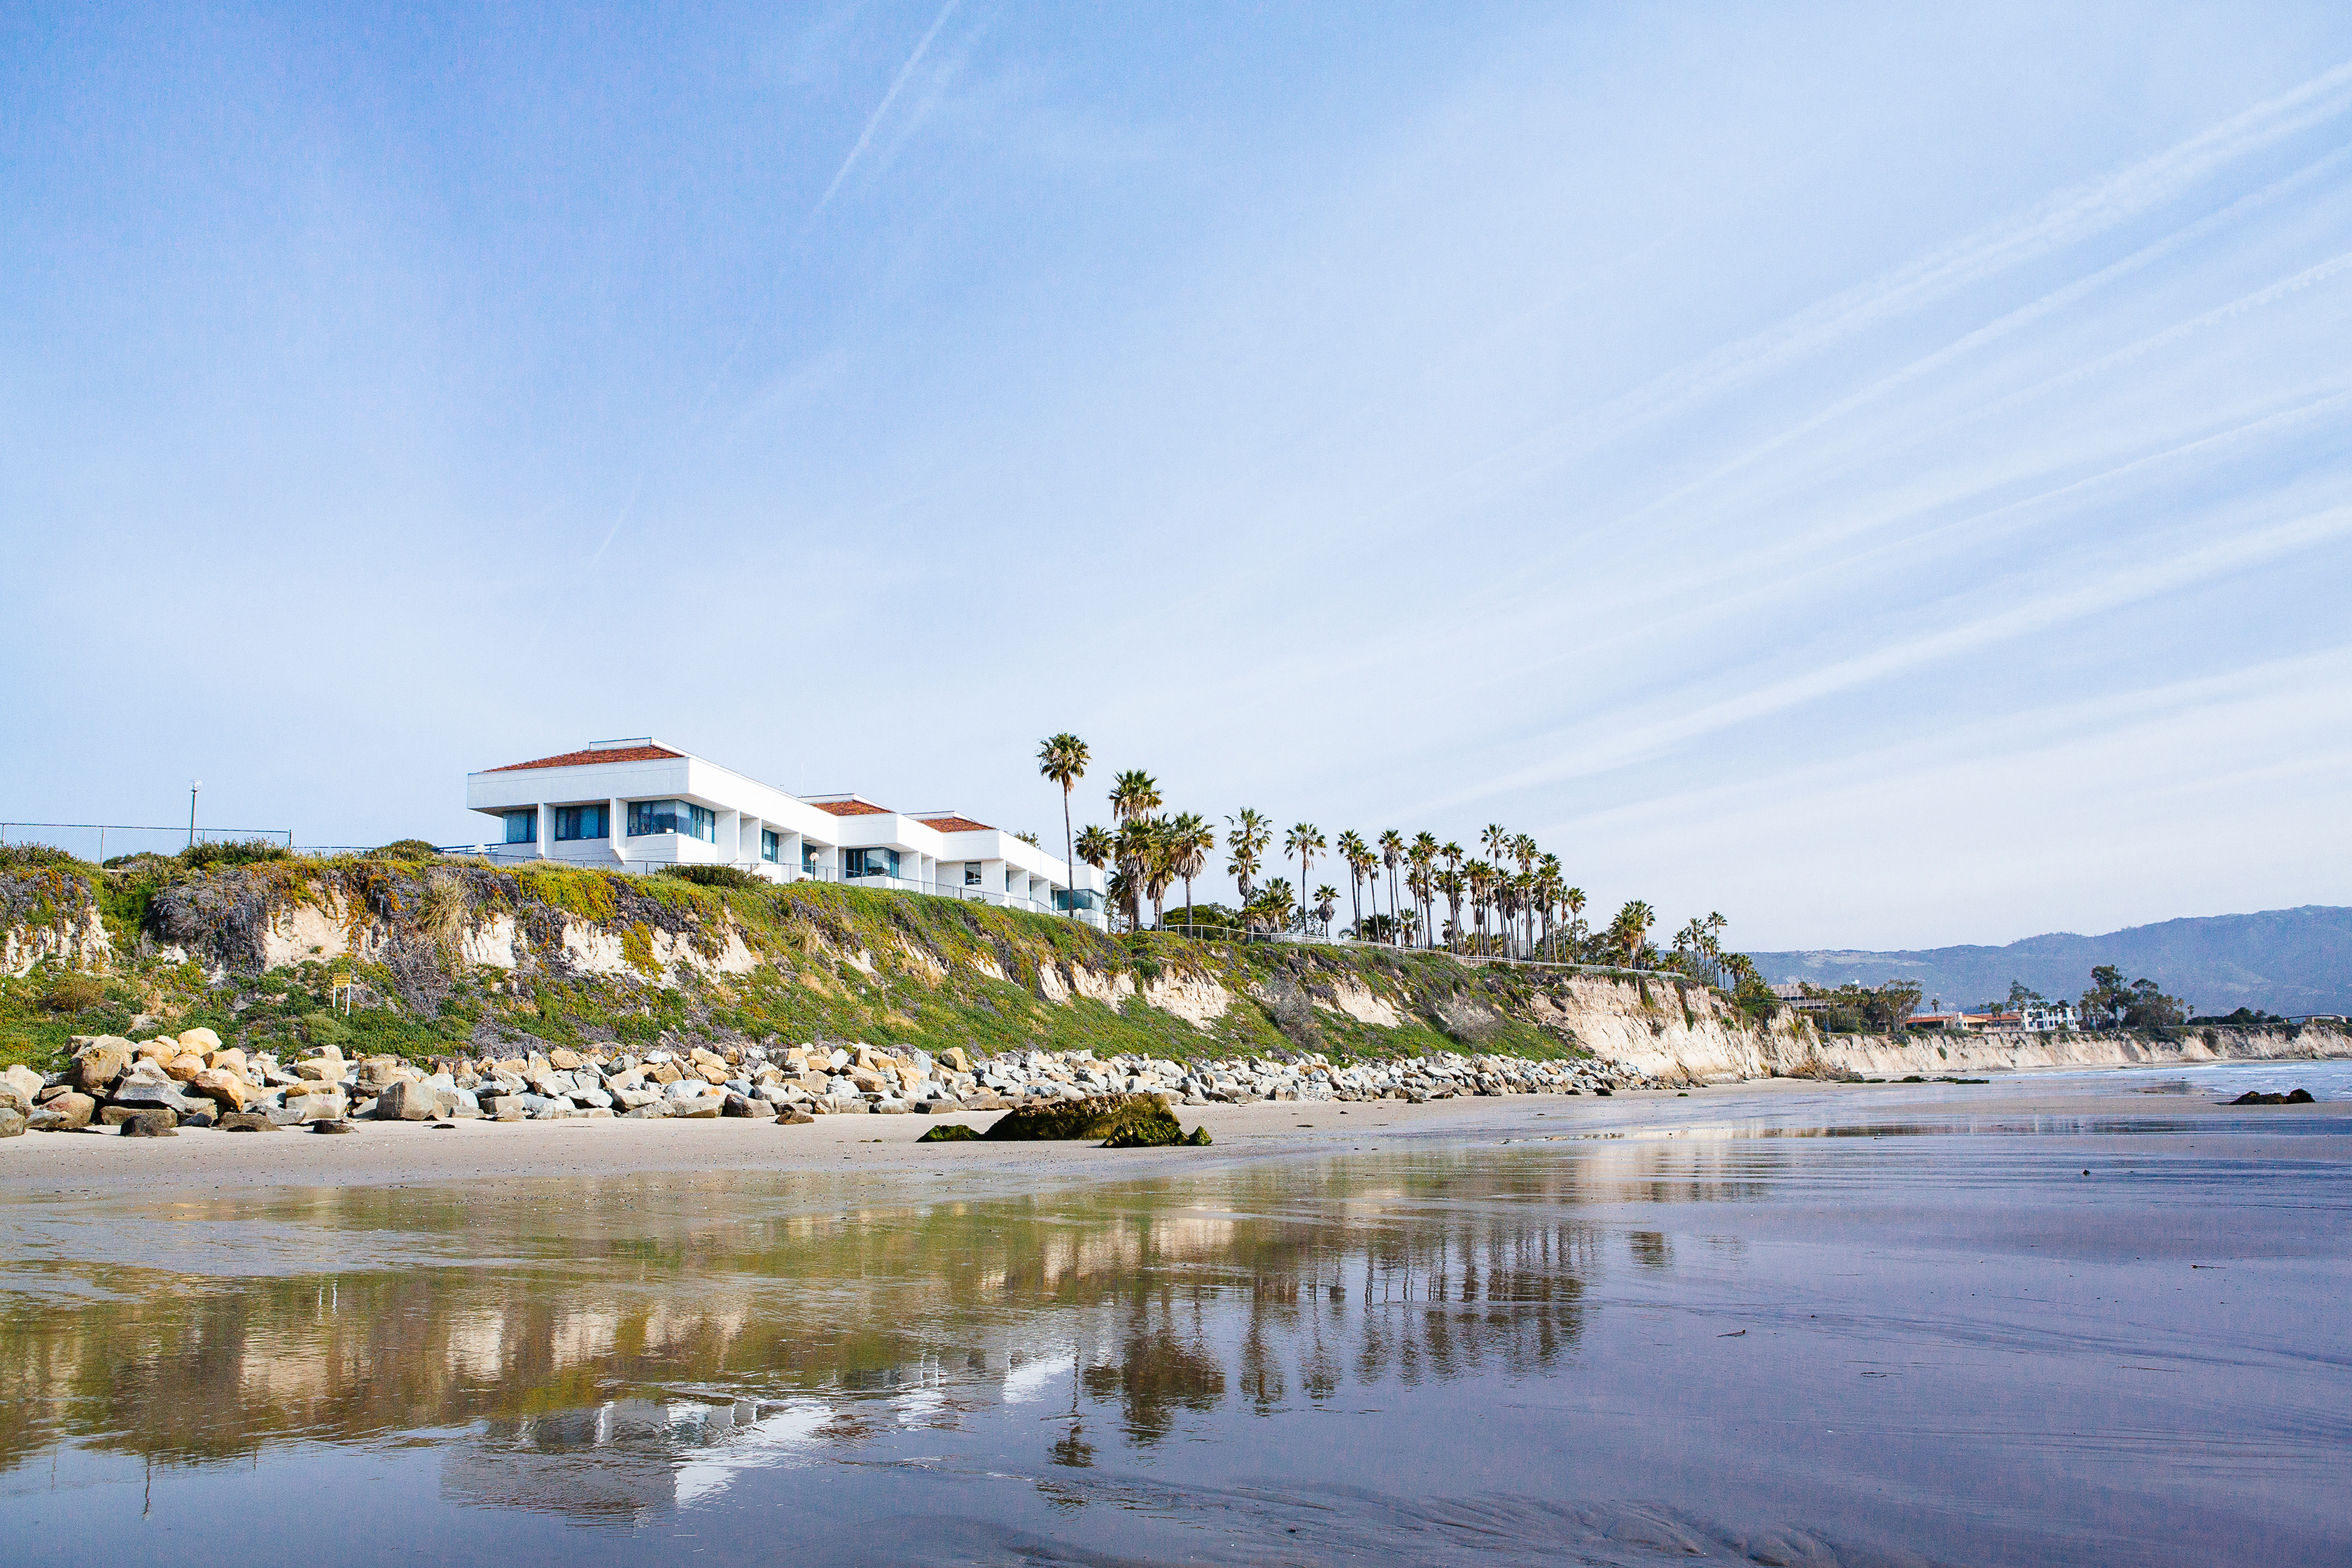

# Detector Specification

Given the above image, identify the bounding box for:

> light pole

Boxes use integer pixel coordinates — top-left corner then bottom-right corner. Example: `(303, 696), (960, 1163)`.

(188, 780), (202, 850)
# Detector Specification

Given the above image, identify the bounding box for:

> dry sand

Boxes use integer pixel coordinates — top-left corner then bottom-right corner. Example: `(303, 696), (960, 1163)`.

(2, 1066), (2340, 1200)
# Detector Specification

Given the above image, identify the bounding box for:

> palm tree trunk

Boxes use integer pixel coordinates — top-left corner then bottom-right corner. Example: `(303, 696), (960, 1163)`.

(1060, 787), (1074, 919)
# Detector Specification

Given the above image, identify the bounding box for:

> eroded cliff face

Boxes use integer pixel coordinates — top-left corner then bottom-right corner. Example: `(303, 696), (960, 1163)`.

(11, 856), (2346, 1077)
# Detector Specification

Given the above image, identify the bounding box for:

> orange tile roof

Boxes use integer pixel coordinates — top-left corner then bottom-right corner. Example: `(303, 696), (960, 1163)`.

(808, 798), (891, 816)
(488, 744), (685, 773)
(911, 814), (993, 834)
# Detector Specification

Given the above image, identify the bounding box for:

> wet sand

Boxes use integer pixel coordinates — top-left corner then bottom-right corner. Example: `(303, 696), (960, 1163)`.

(4, 1066), (2342, 1197)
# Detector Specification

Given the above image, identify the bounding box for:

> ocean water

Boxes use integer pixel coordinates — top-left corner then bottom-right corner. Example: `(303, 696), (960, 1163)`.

(2, 1063), (2347, 1567)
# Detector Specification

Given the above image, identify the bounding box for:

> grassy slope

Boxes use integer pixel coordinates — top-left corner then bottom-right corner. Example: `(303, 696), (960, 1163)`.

(0, 852), (1667, 1072)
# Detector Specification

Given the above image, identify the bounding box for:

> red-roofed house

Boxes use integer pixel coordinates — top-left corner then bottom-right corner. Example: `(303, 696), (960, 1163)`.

(463, 740), (1103, 924)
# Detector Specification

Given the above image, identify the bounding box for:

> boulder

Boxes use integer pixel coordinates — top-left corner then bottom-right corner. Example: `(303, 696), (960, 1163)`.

(312, 1119), (356, 1134)
(32, 1092), (95, 1130)
(720, 1093), (762, 1118)
(4, 1064), (46, 1102)
(671, 1098), (721, 1119)
(774, 1108), (816, 1125)
(204, 1046), (248, 1074)
(295, 1058), (347, 1084)
(549, 1047), (583, 1070)
(916, 1123), (979, 1142)
(176, 1027), (223, 1054)
(983, 1093), (1185, 1147)
(939, 1046), (969, 1074)
(486, 1096), (529, 1121)
(189, 1069), (251, 1110)
(217, 1112), (279, 1132)
(282, 1088), (350, 1122)
(0, 1107), (21, 1138)
(112, 1080), (198, 1114)
(0, 1084), (26, 1117)
(119, 1110), (178, 1137)
(72, 1041), (133, 1094)
(373, 1079), (442, 1121)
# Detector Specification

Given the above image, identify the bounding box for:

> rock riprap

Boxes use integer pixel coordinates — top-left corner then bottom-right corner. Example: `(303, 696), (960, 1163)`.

(14, 1032), (1643, 1137)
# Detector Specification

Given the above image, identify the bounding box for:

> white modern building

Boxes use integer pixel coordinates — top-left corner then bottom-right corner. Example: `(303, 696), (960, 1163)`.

(462, 738), (1105, 926)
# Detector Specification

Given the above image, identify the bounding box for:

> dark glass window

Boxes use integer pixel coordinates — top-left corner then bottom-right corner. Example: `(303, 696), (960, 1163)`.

(844, 848), (901, 879)
(626, 800), (715, 842)
(803, 844), (818, 874)
(554, 804), (608, 841)
(762, 830), (781, 863)
(502, 809), (538, 846)
(964, 863), (982, 885)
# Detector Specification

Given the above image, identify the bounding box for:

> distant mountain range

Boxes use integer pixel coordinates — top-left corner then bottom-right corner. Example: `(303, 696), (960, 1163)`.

(1746, 905), (2352, 1017)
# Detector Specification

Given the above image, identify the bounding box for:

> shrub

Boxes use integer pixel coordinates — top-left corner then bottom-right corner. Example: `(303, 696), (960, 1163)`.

(39, 973), (105, 1013)
(182, 838), (290, 869)
(370, 839), (442, 860)
(659, 864), (761, 890)
(0, 843), (88, 873)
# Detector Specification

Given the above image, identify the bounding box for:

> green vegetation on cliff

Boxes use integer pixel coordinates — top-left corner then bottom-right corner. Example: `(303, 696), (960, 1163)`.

(0, 845), (1684, 1074)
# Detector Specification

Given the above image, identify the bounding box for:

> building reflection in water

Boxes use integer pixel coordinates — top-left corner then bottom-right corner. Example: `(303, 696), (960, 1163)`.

(0, 1140), (1783, 1520)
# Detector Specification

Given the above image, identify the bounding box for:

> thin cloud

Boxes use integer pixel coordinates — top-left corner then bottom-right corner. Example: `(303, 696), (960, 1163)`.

(814, 0), (962, 216)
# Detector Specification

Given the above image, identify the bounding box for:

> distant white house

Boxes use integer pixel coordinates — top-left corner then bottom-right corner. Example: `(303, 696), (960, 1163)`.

(461, 738), (1105, 926)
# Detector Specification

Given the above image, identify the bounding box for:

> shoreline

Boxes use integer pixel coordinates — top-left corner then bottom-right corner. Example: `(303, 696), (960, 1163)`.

(3, 1058), (2343, 1200)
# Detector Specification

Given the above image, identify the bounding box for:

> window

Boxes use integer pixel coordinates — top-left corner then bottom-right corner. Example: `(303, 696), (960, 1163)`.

(1056, 888), (1101, 913)
(554, 804), (608, 841)
(626, 799), (715, 841)
(803, 844), (818, 874)
(762, 830), (781, 864)
(843, 847), (901, 880)
(502, 809), (538, 845)
(963, 863), (982, 886)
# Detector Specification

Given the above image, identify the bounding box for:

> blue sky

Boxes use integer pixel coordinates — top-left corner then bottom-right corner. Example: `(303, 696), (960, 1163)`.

(5, 3), (2351, 951)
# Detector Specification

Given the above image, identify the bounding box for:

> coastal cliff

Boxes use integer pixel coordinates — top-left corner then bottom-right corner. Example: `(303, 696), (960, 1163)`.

(1, 848), (2342, 1082)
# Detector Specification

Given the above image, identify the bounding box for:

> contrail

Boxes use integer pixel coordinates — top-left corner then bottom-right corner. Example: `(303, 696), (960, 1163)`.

(527, 1), (964, 648)
(815, 0), (960, 216)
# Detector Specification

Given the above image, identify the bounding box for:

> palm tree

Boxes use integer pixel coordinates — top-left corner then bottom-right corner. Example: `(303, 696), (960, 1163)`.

(1074, 823), (1113, 876)
(1226, 808), (1269, 904)
(1114, 817), (1161, 932)
(1378, 831), (1405, 946)
(1562, 885), (1587, 958)
(1405, 862), (1432, 951)
(1511, 835), (1538, 953)
(1409, 832), (1438, 948)
(1467, 862), (1494, 955)
(1110, 769), (1161, 825)
(1036, 734), (1088, 918)
(1335, 830), (1371, 940)
(1609, 899), (1654, 968)
(1284, 822), (1325, 936)
(1249, 878), (1296, 937)
(1314, 885), (1338, 937)
(1535, 854), (1563, 958)
(1166, 813), (1215, 931)
(1436, 866), (1465, 951)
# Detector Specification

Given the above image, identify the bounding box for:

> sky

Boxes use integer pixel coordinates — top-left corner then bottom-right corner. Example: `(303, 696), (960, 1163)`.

(4, 2), (2351, 951)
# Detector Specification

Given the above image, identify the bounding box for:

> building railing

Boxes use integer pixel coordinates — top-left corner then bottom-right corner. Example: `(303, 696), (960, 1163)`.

(1, 822), (295, 862)
(439, 844), (1100, 924)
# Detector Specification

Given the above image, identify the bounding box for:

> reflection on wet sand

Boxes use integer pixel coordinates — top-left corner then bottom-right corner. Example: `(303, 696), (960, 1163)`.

(0, 1151), (1647, 1516)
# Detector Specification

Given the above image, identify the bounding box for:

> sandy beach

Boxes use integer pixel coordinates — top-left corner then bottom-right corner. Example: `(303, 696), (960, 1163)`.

(5, 1065), (2342, 1198)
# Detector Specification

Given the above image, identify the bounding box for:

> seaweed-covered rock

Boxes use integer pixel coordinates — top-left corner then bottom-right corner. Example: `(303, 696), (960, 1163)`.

(916, 1122), (979, 1142)
(1185, 1126), (1212, 1146)
(983, 1093), (1183, 1147)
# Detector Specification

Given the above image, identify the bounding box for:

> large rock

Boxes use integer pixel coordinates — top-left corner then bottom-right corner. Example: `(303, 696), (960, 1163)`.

(189, 1069), (251, 1110)
(774, 1108), (816, 1125)
(31, 1092), (94, 1130)
(217, 1111), (279, 1132)
(163, 1054), (208, 1083)
(0, 1107), (22, 1138)
(295, 1058), (347, 1084)
(281, 1088), (349, 1123)
(176, 1027), (223, 1054)
(549, 1047), (584, 1070)
(118, 1110), (178, 1137)
(4, 1064), (46, 1102)
(112, 1080), (198, 1114)
(0, 1084), (27, 1116)
(373, 1079), (444, 1121)
(720, 1093), (762, 1118)
(671, 1099), (721, 1119)
(72, 1041), (132, 1094)
(982, 1093), (1185, 1146)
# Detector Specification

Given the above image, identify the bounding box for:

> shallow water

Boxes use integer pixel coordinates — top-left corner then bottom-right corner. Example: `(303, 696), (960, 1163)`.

(3, 1064), (2348, 1566)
